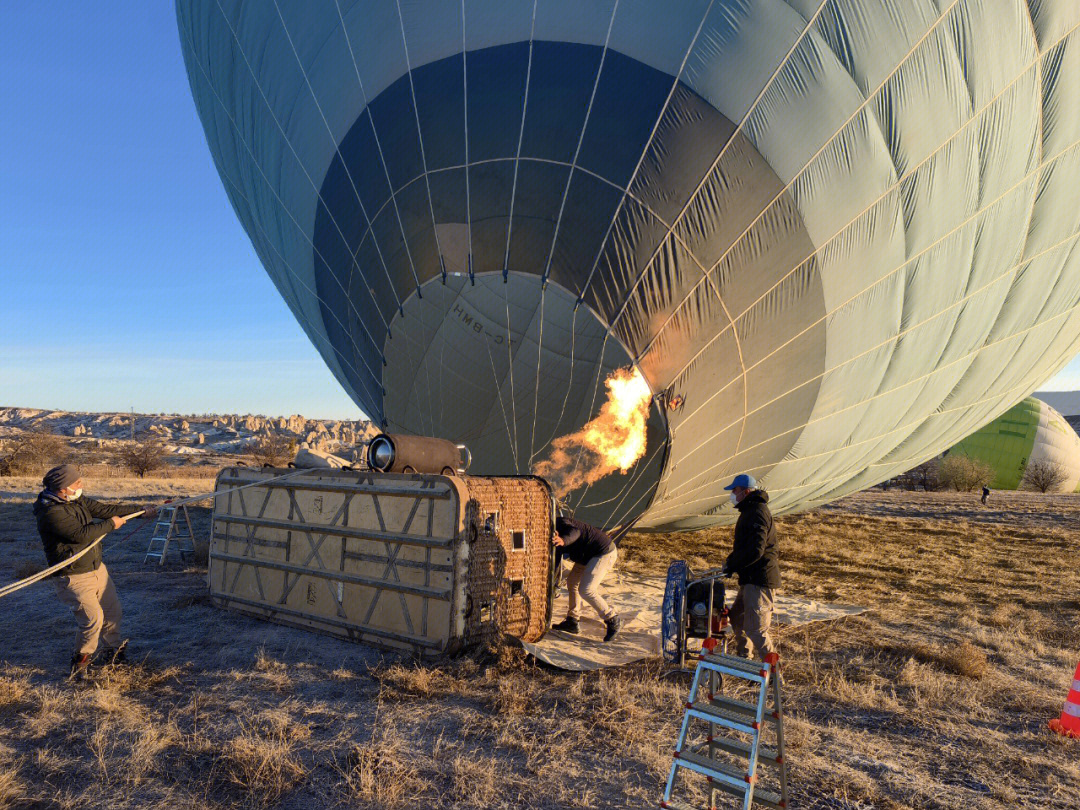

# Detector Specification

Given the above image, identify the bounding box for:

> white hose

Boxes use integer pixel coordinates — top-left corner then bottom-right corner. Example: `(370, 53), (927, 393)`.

(0, 469), (308, 600)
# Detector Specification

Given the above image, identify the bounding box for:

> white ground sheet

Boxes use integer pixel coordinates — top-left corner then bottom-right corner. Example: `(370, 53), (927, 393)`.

(521, 572), (866, 671)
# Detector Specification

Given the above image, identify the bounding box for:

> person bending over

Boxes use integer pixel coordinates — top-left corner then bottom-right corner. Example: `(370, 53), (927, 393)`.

(550, 515), (622, 642)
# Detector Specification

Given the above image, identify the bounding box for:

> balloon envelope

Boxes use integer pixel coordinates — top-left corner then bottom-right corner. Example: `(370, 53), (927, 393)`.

(177, 1), (1080, 529)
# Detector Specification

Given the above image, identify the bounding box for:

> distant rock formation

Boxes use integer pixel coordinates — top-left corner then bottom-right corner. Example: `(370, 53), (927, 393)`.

(0, 406), (377, 462)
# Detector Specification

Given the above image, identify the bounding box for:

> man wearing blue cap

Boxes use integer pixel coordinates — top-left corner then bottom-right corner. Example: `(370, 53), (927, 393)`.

(721, 473), (780, 662)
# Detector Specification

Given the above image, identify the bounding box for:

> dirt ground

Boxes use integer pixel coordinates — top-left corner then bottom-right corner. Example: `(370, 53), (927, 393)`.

(0, 478), (1077, 809)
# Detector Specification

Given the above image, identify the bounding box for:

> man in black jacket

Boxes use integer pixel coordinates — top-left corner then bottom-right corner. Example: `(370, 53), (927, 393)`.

(550, 515), (622, 642)
(722, 474), (780, 662)
(33, 464), (156, 680)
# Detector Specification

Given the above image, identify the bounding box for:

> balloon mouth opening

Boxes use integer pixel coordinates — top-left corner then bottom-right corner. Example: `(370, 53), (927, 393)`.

(382, 271), (668, 529)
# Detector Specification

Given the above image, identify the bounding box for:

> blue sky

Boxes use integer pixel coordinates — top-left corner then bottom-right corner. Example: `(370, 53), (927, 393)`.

(0, 3), (363, 420)
(1, 4), (1078, 423)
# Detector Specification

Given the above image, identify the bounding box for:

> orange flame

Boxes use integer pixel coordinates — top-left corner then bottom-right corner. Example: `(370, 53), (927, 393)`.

(533, 367), (652, 499)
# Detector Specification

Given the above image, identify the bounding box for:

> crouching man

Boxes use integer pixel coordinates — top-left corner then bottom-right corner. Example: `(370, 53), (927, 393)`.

(33, 465), (156, 681)
(550, 515), (622, 642)
(722, 474), (780, 664)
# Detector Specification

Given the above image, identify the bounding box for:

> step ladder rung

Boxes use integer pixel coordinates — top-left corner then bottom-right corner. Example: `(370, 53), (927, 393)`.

(688, 698), (776, 731)
(702, 651), (771, 677)
(665, 650), (788, 810)
(693, 737), (781, 765)
(673, 748), (746, 784)
(712, 693), (758, 715)
(706, 775), (784, 809)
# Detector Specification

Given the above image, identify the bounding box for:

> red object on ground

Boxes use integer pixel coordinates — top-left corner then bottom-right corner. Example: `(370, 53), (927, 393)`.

(701, 637), (719, 655)
(1049, 660), (1080, 739)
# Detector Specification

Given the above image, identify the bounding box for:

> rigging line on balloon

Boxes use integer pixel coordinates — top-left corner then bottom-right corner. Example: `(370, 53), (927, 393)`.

(461, 0), (473, 285)
(389, 283), (469, 438)
(656, 328), (1080, 518)
(573, 0), (833, 312)
(181, 59), (384, 413)
(502, 0), (539, 282)
(213, 154), (388, 415)
(539, 0), (620, 287)
(571, 0), (718, 307)
(656, 369), (1074, 518)
(527, 0), (619, 471)
(597, 0), (965, 338)
(394, 0), (446, 291)
(209, 0), (397, 331)
(416, 284), (438, 439)
(574, 0), (717, 313)
(649, 377), (1046, 518)
(482, 323), (521, 473)
(568, 331), (615, 510)
(538, 305), (579, 452)
(656, 225), (1080, 507)
(272, 0), (410, 318)
(631, 18), (1079, 375)
(669, 54), (1080, 438)
(527, 285), (546, 471)
(661, 132), (1080, 464)
(577, 436), (664, 513)
(614, 363), (1053, 525)
(653, 267), (1080, 510)
(334, 0), (436, 304)
(503, 281), (521, 473)
(179, 22), (388, 407)
(1007, 4), (1047, 318)
(602, 441), (674, 533)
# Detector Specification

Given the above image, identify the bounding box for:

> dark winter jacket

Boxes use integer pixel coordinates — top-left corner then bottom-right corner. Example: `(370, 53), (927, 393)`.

(555, 517), (614, 566)
(33, 492), (134, 576)
(725, 490), (780, 589)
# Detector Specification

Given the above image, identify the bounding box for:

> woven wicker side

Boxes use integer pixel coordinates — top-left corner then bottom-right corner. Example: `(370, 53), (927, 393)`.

(462, 476), (553, 644)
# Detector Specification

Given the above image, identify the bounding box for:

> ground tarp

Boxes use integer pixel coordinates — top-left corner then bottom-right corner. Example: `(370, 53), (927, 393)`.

(522, 572), (866, 671)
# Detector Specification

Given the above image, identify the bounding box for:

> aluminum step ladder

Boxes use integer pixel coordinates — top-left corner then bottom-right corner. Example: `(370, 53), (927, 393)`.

(662, 651), (789, 810)
(144, 503), (196, 565)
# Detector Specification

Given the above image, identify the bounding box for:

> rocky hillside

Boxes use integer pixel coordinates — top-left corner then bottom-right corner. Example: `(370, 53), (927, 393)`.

(0, 407), (379, 463)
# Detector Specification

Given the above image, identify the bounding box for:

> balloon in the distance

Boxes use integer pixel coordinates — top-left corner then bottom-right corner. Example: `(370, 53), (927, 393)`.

(948, 397), (1080, 492)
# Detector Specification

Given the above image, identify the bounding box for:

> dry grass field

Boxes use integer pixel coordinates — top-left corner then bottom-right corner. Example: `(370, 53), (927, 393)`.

(0, 477), (1077, 809)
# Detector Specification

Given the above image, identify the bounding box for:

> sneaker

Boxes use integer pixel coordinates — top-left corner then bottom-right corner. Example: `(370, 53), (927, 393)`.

(99, 639), (129, 667)
(552, 617), (580, 635)
(68, 653), (94, 682)
(603, 615), (622, 642)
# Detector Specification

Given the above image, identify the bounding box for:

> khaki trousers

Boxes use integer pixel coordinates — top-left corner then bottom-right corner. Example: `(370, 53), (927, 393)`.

(566, 548), (618, 621)
(53, 563), (122, 655)
(729, 584), (777, 659)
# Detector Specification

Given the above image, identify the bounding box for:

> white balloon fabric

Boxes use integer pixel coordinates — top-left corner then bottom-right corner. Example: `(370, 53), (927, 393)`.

(178, 1), (1080, 530)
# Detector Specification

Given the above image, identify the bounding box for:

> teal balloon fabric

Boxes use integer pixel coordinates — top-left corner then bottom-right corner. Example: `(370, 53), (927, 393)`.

(178, 1), (1080, 530)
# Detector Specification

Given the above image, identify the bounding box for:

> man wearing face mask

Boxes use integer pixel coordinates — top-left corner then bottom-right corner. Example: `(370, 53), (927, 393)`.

(33, 464), (157, 681)
(721, 474), (780, 663)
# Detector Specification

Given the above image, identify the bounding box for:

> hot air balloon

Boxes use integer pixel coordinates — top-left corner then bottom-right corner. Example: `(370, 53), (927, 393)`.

(177, 1), (1080, 531)
(949, 397), (1080, 492)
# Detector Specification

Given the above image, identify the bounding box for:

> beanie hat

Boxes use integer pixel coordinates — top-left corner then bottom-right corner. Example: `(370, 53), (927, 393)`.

(43, 464), (80, 492)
